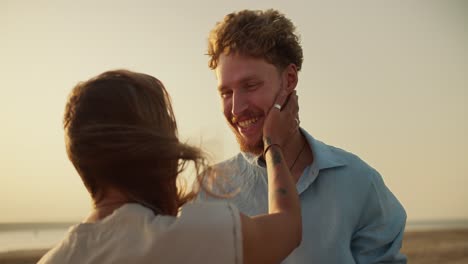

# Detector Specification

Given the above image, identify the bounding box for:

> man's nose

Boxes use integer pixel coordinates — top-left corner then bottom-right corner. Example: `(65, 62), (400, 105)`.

(231, 92), (248, 117)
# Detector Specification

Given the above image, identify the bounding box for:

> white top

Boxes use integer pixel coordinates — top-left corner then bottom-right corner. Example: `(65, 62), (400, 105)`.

(38, 202), (242, 264)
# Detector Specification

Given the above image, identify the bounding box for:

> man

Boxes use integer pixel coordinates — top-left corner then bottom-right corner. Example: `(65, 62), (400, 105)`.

(199, 9), (407, 263)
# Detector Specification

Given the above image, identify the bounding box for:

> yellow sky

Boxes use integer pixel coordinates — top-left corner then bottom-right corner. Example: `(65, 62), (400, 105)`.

(1, 0), (467, 223)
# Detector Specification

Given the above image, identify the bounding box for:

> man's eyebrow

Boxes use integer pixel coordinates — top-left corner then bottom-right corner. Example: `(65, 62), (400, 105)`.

(217, 75), (261, 91)
(240, 75), (259, 83)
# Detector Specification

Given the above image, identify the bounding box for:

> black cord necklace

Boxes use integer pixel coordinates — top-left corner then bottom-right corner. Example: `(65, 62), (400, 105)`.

(289, 140), (307, 171)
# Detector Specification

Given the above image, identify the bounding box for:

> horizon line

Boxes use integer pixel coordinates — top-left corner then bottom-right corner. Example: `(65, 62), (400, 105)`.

(2, 219), (468, 232)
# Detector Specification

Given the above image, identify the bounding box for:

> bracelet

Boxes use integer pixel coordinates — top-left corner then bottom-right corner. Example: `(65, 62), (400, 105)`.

(263, 143), (281, 157)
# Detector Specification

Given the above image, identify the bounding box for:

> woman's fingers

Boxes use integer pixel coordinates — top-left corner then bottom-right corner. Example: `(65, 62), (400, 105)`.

(282, 91), (298, 115)
(282, 92), (299, 132)
(272, 89), (290, 112)
(264, 90), (300, 147)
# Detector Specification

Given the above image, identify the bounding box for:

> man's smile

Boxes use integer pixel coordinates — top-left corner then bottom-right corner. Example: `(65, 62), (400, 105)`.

(232, 115), (264, 137)
(237, 117), (259, 128)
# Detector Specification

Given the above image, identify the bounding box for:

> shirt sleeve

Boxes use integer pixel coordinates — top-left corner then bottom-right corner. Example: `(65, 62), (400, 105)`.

(350, 171), (407, 264)
(155, 201), (242, 264)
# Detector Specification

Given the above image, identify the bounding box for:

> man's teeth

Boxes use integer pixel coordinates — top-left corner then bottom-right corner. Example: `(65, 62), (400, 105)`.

(238, 118), (259, 128)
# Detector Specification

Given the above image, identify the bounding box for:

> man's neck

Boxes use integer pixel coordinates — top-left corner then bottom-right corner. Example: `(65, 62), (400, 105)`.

(281, 129), (314, 182)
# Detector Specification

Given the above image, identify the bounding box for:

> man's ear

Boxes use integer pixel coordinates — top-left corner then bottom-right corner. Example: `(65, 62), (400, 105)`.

(282, 63), (298, 93)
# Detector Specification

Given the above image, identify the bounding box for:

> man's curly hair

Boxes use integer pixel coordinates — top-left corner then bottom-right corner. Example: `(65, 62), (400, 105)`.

(207, 9), (303, 71)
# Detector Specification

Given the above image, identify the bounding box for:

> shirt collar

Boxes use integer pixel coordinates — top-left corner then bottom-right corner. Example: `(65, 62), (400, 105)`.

(240, 128), (346, 171)
(240, 128), (346, 194)
(303, 129), (346, 170)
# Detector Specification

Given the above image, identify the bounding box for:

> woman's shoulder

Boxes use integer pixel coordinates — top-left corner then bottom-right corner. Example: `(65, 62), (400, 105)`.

(38, 202), (242, 264)
(37, 226), (80, 264)
(169, 201), (240, 229)
(180, 201), (238, 216)
(157, 201), (242, 263)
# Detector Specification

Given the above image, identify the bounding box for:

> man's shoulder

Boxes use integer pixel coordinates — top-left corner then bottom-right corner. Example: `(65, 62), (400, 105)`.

(201, 153), (250, 188)
(315, 139), (383, 184)
(198, 153), (258, 204)
(211, 152), (255, 176)
(214, 152), (246, 168)
(315, 140), (398, 210)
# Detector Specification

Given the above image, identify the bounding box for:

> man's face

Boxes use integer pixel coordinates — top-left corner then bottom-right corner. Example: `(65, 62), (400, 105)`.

(216, 54), (284, 155)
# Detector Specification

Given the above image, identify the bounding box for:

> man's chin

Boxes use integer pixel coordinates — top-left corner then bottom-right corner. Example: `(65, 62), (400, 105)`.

(236, 135), (264, 156)
(227, 122), (264, 155)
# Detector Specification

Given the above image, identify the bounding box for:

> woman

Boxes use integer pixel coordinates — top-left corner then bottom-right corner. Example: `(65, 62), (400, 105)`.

(38, 70), (301, 264)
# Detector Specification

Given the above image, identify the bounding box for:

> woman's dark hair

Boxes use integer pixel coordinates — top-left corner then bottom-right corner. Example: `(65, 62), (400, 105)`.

(63, 70), (207, 216)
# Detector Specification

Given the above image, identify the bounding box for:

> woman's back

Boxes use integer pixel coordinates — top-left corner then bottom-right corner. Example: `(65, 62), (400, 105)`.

(39, 202), (241, 264)
(38, 69), (301, 264)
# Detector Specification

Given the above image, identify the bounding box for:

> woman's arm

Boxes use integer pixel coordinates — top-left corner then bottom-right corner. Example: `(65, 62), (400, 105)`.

(241, 91), (302, 264)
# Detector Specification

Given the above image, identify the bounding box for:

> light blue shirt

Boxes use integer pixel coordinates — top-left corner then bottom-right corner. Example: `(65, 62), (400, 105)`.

(199, 129), (407, 263)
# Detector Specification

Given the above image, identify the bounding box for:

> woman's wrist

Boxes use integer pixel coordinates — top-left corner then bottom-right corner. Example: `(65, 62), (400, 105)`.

(263, 143), (281, 157)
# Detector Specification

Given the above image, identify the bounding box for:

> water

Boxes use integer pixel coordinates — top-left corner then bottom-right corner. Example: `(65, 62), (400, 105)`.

(0, 223), (74, 253)
(2, 220), (467, 253)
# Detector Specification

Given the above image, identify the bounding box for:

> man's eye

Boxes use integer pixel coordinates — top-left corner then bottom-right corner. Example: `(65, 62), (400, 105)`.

(245, 82), (262, 90)
(246, 82), (260, 90)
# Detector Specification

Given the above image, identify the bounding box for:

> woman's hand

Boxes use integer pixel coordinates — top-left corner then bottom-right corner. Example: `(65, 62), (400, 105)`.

(240, 90), (302, 264)
(262, 90), (299, 149)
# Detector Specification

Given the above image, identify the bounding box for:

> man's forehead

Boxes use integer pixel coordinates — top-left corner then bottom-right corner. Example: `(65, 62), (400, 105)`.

(215, 54), (274, 86)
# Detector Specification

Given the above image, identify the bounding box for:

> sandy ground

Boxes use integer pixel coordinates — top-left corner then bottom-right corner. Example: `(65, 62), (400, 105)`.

(0, 229), (467, 263)
(0, 249), (48, 264)
(402, 229), (468, 264)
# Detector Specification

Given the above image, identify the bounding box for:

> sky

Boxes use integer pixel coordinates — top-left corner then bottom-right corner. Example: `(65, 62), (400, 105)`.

(1, 0), (467, 224)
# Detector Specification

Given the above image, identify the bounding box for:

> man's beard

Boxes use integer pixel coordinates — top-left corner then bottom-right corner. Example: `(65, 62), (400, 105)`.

(227, 121), (264, 156)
